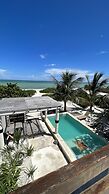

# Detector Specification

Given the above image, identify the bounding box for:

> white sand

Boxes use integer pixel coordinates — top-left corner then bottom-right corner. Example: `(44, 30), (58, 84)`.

(24, 88), (46, 97)
(32, 89), (45, 97)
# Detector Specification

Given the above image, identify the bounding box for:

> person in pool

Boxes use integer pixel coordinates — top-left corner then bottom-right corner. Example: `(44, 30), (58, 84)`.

(74, 139), (88, 151)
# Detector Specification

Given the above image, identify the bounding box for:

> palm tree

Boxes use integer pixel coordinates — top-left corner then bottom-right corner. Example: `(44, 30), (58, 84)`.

(53, 71), (83, 111)
(72, 88), (90, 108)
(85, 72), (109, 112)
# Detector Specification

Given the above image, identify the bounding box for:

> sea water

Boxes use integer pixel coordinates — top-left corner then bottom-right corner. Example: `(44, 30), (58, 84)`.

(0, 80), (86, 89)
(0, 80), (56, 89)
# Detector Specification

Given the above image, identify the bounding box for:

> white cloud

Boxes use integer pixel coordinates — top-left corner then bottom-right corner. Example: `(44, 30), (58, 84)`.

(0, 68), (50, 80)
(97, 50), (109, 55)
(40, 54), (47, 59)
(0, 69), (7, 77)
(45, 63), (56, 67)
(45, 68), (94, 78)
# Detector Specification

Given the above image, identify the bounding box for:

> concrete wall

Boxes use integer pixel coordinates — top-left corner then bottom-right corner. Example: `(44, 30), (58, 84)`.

(11, 144), (109, 194)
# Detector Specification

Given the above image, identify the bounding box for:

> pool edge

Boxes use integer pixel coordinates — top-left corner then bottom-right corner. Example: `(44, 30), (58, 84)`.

(45, 117), (77, 163)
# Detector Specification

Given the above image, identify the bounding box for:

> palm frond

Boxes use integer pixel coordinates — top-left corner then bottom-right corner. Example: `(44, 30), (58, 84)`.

(51, 75), (59, 85)
(53, 71), (83, 111)
(99, 78), (109, 87)
(86, 75), (91, 87)
(72, 77), (84, 87)
(85, 72), (108, 111)
(91, 72), (104, 91)
(61, 72), (77, 86)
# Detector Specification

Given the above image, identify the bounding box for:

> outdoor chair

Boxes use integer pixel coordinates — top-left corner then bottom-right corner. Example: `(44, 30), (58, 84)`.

(77, 111), (90, 120)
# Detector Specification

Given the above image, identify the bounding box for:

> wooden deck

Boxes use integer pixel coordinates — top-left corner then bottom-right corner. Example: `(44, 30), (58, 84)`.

(6, 118), (45, 137)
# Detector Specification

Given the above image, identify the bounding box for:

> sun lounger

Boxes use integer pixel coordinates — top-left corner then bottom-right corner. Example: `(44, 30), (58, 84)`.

(77, 111), (90, 120)
(77, 115), (87, 120)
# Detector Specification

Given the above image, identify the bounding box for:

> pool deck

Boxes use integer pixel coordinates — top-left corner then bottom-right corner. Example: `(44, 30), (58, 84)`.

(45, 116), (77, 163)
(18, 119), (67, 187)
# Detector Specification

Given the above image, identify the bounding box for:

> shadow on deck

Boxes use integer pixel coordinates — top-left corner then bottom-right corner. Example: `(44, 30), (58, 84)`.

(6, 118), (48, 138)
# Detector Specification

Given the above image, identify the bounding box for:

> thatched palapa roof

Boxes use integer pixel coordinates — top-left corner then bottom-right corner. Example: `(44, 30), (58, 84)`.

(0, 96), (61, 114)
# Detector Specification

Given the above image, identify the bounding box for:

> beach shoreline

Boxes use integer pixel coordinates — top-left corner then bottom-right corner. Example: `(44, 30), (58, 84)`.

(21, 88), (45, 97)
(26, 88), (46, 97)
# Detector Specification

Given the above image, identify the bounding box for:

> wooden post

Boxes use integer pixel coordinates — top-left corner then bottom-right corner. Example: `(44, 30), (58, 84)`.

(55, 109), (59, 133)
(1, 115), (6, 132)
(45, 110), (47, 120)
(23, 112), (27, 137)
(0, 125), (4, 149)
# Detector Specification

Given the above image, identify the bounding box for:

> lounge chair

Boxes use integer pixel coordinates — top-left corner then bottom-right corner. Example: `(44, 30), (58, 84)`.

(77, 111), (90, 120)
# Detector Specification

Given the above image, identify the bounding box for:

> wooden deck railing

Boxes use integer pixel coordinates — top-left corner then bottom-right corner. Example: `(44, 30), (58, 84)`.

(11, 144), (109, 194)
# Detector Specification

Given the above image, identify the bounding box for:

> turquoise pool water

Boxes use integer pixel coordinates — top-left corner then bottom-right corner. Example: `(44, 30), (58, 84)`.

(48, 114), (107, 159)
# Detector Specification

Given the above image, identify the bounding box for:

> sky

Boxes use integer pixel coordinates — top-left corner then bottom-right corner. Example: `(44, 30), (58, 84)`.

(0, 0), (109, 80)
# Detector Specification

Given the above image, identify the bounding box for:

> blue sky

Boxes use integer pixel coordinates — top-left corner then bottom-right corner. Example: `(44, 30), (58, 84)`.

(0, 0), (109, 80)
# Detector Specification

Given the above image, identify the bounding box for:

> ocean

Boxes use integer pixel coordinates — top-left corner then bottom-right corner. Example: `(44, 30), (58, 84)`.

(0, 80), (56, 89)
(0, 80), (87, 89)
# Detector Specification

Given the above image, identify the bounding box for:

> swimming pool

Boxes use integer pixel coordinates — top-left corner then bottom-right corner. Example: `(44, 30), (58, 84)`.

(48, 113), (107, 159)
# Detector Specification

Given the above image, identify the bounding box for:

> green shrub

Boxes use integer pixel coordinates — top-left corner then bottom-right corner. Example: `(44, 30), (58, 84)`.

(40, 87), (55, 93)
(24, 165), (37, 181)
(76, 97), (90, 108)
(99, 87), (109, 93)
(70, 88), (90, 108)
(22, 89), (36, 97)
(0, 147), (22, 194)
(14, 128), (22, 148)
(94, 95), (109, 108)
(84, 84), (109, 93)
(0, 83), (36, 98)
(24, 145), (34, 157)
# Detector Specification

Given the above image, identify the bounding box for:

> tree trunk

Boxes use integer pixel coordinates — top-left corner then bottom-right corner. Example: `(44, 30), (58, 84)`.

(90, 104), (93, 112)
(64, 100), (67, 112)
(89, 96), (93, 112)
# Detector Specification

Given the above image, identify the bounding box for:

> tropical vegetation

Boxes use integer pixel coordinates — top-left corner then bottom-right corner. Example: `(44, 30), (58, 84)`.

(40, 72), (109, 112)
(0, 127), (35, 194)
(24, 165), (37, 182)
(40, 87), (55, 93)
(13, 128), (22, 148)
(0, 83), (36, 98)
(0, 146), (22, 194)
(72, 88), (90, 108)
(23, 145), (34, 157)
(0, 71), (109, 193)
(73, 72), (109, 111)
(53, 71), (83, 111)
(84, 72), (108, 111)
